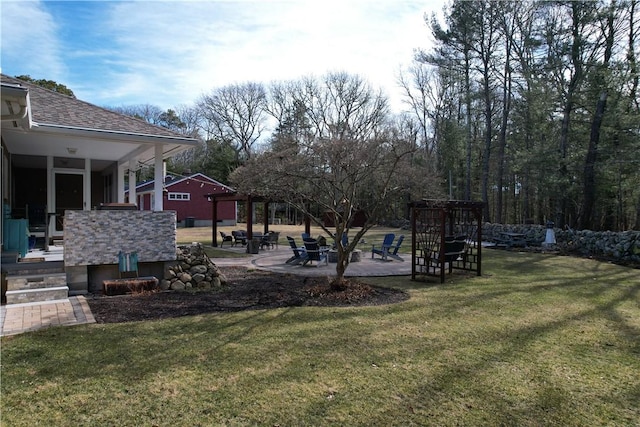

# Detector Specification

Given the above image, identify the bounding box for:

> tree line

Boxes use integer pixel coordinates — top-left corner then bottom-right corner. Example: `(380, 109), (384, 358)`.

(107, 0), (638, 231)
(403, 0), (639, 230)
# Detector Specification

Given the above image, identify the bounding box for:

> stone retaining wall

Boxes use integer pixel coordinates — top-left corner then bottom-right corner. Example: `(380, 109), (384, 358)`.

(483, 223), (640, 263)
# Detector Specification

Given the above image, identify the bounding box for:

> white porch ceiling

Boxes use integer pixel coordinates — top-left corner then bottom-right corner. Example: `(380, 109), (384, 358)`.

(2, 125), (197, 170)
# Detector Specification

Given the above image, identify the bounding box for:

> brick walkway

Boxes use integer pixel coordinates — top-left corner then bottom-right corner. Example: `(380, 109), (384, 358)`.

(0, 296), (95, 337)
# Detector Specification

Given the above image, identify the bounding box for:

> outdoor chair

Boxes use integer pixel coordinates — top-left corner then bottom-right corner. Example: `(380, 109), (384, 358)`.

(263, 231), (280, 249)
(386, 234), (405, 261)
(316, 235), (327, 247)
(332, 232), (348, 250)
(259, 232), (273, 249)
(232, 230), (247, 246)
(443, 235), (467, 272)
(371, 233), (396, 260)
(302, 237), (328, 267)
(219, 231), (233, 248)
(286, 236), (308, 264)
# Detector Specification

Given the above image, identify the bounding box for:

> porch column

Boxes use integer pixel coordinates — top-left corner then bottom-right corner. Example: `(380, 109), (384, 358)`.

(117, 164), (126, 203)
(46, 156), (54, 242)
(46, 156), (54, 215)
(84, 158), (91, 210)
(128, 166), (137, 206)
(154, 144), (164, 211)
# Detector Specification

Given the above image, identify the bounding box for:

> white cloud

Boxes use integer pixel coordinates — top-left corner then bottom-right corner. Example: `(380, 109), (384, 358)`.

(0, 0), (66, 79)
(2, 0), (444, 112)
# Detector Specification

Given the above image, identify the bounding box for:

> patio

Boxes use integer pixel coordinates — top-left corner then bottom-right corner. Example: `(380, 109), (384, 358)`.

(217, 244), (412, 277)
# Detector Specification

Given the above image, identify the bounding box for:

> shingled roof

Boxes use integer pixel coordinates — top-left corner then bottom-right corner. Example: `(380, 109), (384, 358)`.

(1, 74), (188, 139)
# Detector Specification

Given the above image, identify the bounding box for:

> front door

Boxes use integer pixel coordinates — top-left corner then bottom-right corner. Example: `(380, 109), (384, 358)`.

(54, 171), (84, 232)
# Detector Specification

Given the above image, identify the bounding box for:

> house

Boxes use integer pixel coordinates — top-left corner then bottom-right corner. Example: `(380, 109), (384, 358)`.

(128, 172), (237, 227)
(1, 74), (199, 296)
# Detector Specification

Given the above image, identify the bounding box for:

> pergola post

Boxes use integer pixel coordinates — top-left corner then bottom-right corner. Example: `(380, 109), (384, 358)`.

(263, 201), (270, 234)
(204, 191), (270, 252)
(211, 197), (218, 247)
(246, 195), (253, 240)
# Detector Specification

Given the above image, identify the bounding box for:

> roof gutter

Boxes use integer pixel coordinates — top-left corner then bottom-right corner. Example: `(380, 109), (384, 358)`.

(33, 122), (199, 145)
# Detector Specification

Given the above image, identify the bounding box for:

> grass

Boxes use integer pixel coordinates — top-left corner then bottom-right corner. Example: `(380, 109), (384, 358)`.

(1, 245), (639, 425)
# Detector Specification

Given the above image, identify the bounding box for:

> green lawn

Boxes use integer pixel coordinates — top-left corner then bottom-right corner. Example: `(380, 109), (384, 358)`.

(1, 250), (638, 426)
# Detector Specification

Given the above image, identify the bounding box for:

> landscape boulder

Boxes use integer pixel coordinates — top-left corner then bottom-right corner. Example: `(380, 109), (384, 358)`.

(164, 243), (227, 291)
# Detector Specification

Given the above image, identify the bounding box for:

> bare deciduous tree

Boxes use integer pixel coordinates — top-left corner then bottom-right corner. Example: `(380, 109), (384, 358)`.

(232, 73), (442, 283)
(108, 104), (164, 124)
(197, 82), (267, 162)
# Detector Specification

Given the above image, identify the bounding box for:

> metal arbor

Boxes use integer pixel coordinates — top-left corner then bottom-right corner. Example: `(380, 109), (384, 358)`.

(410, 200), (484, 283)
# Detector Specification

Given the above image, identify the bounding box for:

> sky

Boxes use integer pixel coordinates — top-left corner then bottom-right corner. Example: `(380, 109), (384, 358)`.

(1, 0), (446, 113)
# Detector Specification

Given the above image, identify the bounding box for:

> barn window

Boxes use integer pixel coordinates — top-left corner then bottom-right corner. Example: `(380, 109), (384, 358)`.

(168, 192), (191, 201)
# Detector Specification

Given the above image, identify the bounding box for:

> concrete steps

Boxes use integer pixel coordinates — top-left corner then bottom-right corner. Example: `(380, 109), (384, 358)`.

(3, 262), (68, 305)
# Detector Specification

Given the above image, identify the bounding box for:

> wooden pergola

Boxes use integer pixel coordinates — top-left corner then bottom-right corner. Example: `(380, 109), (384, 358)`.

(409, 200), (484, 283)
(205, 192), (311, 249)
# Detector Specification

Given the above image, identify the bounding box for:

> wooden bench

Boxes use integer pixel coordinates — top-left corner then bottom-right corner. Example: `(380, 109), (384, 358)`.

(101, 251), (158, 296)
(102, 276), (159, 296)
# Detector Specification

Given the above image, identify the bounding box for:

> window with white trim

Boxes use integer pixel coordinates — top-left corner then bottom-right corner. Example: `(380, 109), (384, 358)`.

(168, 192), (191, 201)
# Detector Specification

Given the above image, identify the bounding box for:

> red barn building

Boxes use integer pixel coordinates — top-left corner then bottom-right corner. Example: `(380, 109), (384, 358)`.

(129, 173), (237, 227)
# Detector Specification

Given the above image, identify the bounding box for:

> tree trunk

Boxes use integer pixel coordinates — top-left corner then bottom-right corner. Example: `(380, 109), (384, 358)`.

(335, 247), (349, 281)
(496, 37), (512, 224)
(464, 50), (473, 201)
(557, 110), (569, 228)
(635, 193), (640, 230)
(481, 72), (493, 223)
(580, 92), (607, 230)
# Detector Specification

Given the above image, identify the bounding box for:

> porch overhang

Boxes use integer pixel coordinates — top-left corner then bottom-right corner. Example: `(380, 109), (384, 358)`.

(2, 121), (198, 168)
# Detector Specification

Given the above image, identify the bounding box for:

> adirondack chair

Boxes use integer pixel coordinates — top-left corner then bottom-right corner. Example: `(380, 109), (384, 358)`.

(219, 231), (233, 248)
(333, 232), (349, 250)
(371, 233), (396, 260)
(386, 234), (405, 261)
(302, 237), (328, 266)
(286, 236), (308, 264)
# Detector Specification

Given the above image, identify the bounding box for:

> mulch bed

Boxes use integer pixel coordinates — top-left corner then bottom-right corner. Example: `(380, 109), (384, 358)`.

(87, 267), (409, 323)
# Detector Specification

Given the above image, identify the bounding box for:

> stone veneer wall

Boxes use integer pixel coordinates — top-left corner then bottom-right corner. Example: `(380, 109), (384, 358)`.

(64, 210), (177, 267)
